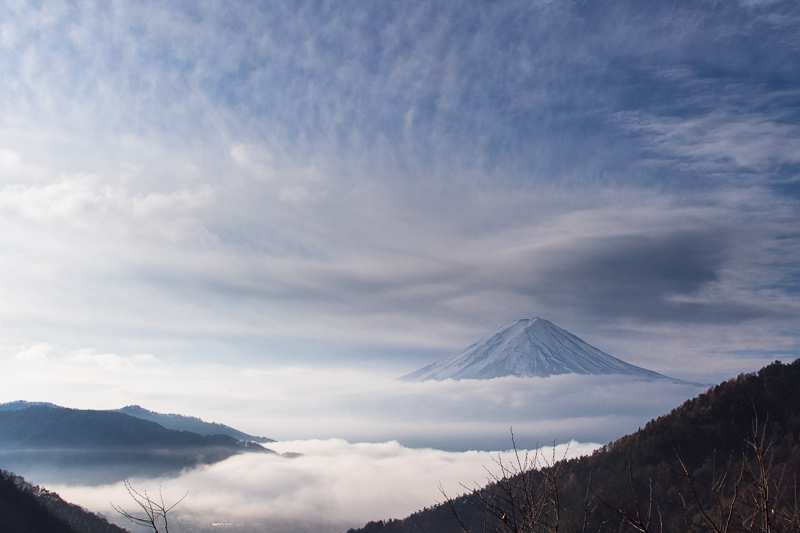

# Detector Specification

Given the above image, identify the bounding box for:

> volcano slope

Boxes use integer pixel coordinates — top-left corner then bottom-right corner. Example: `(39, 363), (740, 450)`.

(400, 318), (677, 382)
(354, 359), (800, 533)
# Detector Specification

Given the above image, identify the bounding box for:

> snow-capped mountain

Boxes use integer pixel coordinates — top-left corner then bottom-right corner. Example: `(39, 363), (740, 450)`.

(400, 318), (673, 381)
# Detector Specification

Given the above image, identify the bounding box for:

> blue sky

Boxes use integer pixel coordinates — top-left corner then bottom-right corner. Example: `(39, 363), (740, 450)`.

(0, 0), (799, 390)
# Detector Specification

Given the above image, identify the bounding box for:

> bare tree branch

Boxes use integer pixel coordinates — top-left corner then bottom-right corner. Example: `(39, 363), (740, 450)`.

(111, 479), (187, 533)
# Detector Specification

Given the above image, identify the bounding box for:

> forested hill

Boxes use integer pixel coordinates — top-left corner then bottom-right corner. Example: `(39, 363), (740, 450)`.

(0, 468), (127, 533)
(350, 359), (800, 533)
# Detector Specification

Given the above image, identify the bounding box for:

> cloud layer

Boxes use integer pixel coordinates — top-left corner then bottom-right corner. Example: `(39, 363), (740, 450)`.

(53, 439), (600, 533)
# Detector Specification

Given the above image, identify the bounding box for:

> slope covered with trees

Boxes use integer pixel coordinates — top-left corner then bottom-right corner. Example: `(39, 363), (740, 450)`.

(0, 469), (127, 533)
(350, 359), (800, 533)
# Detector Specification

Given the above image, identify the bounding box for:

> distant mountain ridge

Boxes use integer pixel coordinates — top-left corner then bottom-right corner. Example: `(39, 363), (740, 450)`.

(0, 401), (274, 443)
(0, 406), (270, 451)
(0, 405), (273, 485)
(114, 404), (274, 443)
(401, 318), (676, 381)
(0, 401), (62, 411)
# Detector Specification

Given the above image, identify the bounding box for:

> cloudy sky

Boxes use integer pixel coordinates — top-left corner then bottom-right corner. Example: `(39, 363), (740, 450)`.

(0, 0), (799, 441)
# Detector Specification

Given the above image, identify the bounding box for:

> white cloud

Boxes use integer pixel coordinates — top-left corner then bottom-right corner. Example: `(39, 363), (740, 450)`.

(0, 147), (794, 379)
(279, 186), (308, 203)
(11, 342), (52, 363)
(0, 171), (214, 239)
(620, 106), (800, 172)
(0, 148), (22, 175)
(52, 438), (599, 533)
(230, 144), (274, 179)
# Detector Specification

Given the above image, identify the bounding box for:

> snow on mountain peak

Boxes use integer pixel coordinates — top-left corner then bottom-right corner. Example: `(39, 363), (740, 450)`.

(400, 318), (672, 381)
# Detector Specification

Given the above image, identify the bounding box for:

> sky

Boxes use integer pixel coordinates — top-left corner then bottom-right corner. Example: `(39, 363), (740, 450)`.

(0, 0), (799, 442)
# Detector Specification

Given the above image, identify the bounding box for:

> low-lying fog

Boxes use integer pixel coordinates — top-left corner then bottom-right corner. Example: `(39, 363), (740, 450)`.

(53, 439), (600, 533)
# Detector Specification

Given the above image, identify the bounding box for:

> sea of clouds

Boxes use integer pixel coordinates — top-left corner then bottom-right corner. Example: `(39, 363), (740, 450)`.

(53, 439), (600, 533)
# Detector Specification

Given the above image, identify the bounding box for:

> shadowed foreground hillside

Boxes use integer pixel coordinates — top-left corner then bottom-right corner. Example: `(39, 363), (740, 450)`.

(350, 359), (800, 533)
(0, 469), (127, 533)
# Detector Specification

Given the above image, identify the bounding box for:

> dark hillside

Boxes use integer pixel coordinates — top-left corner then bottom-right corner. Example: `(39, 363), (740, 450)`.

(0, 469), (77, 533)
(0, 468), (133, 533)
(0, 469), (129, 533)
(348, 360), (800, 533)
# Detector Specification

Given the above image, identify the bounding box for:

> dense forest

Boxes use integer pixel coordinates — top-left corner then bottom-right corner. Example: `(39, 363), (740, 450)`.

(350, 359), (800, 533)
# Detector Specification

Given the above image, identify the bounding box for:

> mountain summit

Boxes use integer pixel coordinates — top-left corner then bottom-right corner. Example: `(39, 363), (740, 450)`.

(400, 318), (671, 381)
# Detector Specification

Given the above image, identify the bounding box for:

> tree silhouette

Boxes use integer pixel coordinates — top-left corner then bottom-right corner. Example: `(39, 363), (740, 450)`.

(111, 480), (186, 533)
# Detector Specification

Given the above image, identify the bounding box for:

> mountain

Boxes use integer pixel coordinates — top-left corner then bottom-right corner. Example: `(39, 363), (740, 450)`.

(353, 359), (800, 533)
(400, 318), (673, 381)
(114, 405), (274, 443)
(0, 406), (272, 451)
(0, 401), (62, 411)
(0, 401), (274, 443)
(0, 406), (272, 484)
